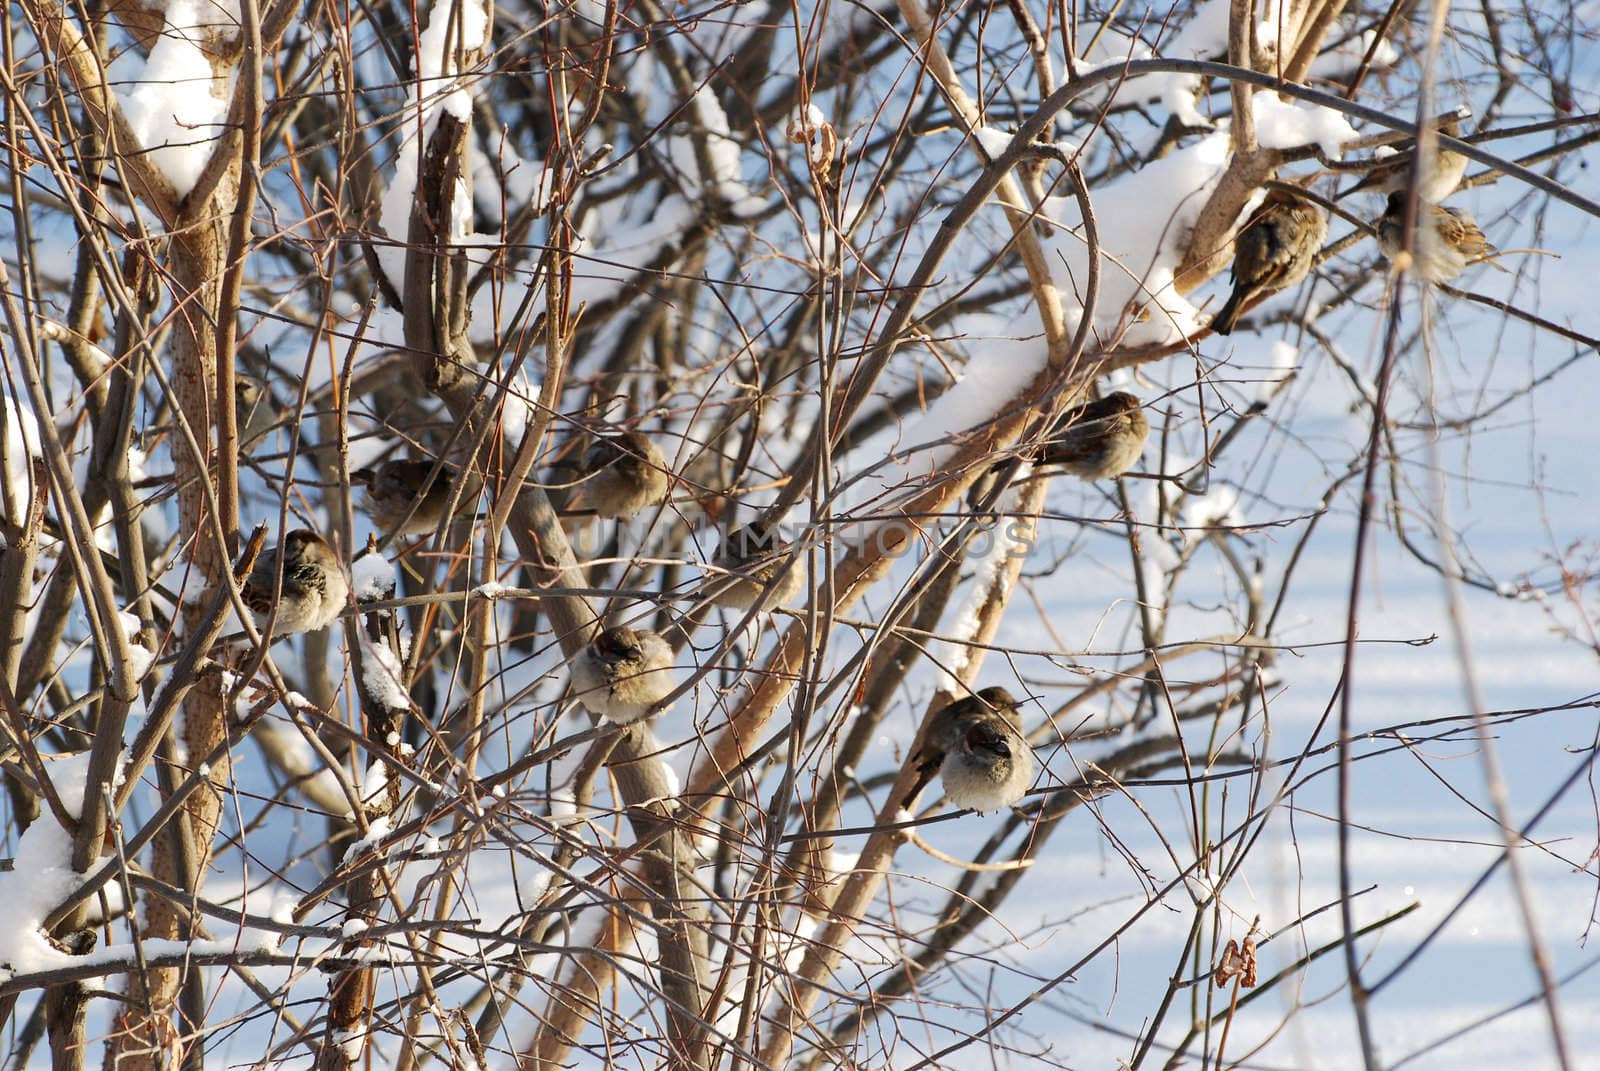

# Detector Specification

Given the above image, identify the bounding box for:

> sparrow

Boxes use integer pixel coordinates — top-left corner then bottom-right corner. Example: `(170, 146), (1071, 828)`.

(1377, 191), (1499, 283)
(570, 625), (676, 723)
(1039, 391), (1149, 480)
(1340, 116), (1468, 205)
(903, 686), (1034, 814)
(1210, 189), (1328, 336)
(578, 430), (670, 521)
(235, 374), (279, 447)
(241, 529), (349, 636)
(352, 458), (463, 537)
(711, 523), (804, 611)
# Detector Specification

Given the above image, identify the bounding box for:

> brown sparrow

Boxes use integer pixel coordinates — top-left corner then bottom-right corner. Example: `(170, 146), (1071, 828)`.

(710, 523), (805, 611)
(1341, 116), (1468, 205)
(1039, 391), (1149, 480)
(241, 529), (349, 636)
(570, 625), (676, 723)
(578, 430), (670, 521)
(1377, 192), (1499, 283)
(1211, 189), (1328, 336)
(352, 458), (463, 536)
(235, 374), (279, 448)
(904, 686), (1034, 813)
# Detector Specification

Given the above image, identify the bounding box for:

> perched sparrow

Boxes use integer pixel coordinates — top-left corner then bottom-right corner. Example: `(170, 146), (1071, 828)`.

(1211, 189), (1328, 336)
(904, 686), (1034, 814)
(1341, 116), (1468, 205)
(579, 430), (670, 520)
(352, 458), (462, 536)
(241, 529), (349, 636)
(571, 625), (676, 723)
(711, 523), (804, 611)
(235, 374), (279, 447)
(1377, 192), (1499, 283)
(1039, 391), (1149, 480)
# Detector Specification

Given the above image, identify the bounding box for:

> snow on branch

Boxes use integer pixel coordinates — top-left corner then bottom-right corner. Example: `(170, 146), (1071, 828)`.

(1042, 134), (1234, 347)
(0, 754), (123, 979)
(116, 0), (236, 197)
(376, 0), (494, 290)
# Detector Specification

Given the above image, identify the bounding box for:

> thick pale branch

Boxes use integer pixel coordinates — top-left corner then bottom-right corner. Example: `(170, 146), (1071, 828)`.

(401, 54), (710, 1059)
(756, 474), (1050, 1068)
(1228, 0), (1256, 152)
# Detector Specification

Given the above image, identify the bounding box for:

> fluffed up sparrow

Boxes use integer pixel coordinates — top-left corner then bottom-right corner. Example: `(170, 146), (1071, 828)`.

(1341, 116), (1469, 205)
(241, 529), (349, 636)
(904, 686), (1034, 814)
(579, 430), (670, 520)
(1039, 391), (1149, 480)
(1377, 192), (1499, 283)
(571, 625), (676, 723)
(710, 523), (805, 611)
(352, 458), (465, 537)
(1211, 189), (1328, 336)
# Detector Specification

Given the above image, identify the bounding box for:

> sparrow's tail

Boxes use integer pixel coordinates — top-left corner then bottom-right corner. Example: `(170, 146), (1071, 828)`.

(1209, 290), (1245, 336)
